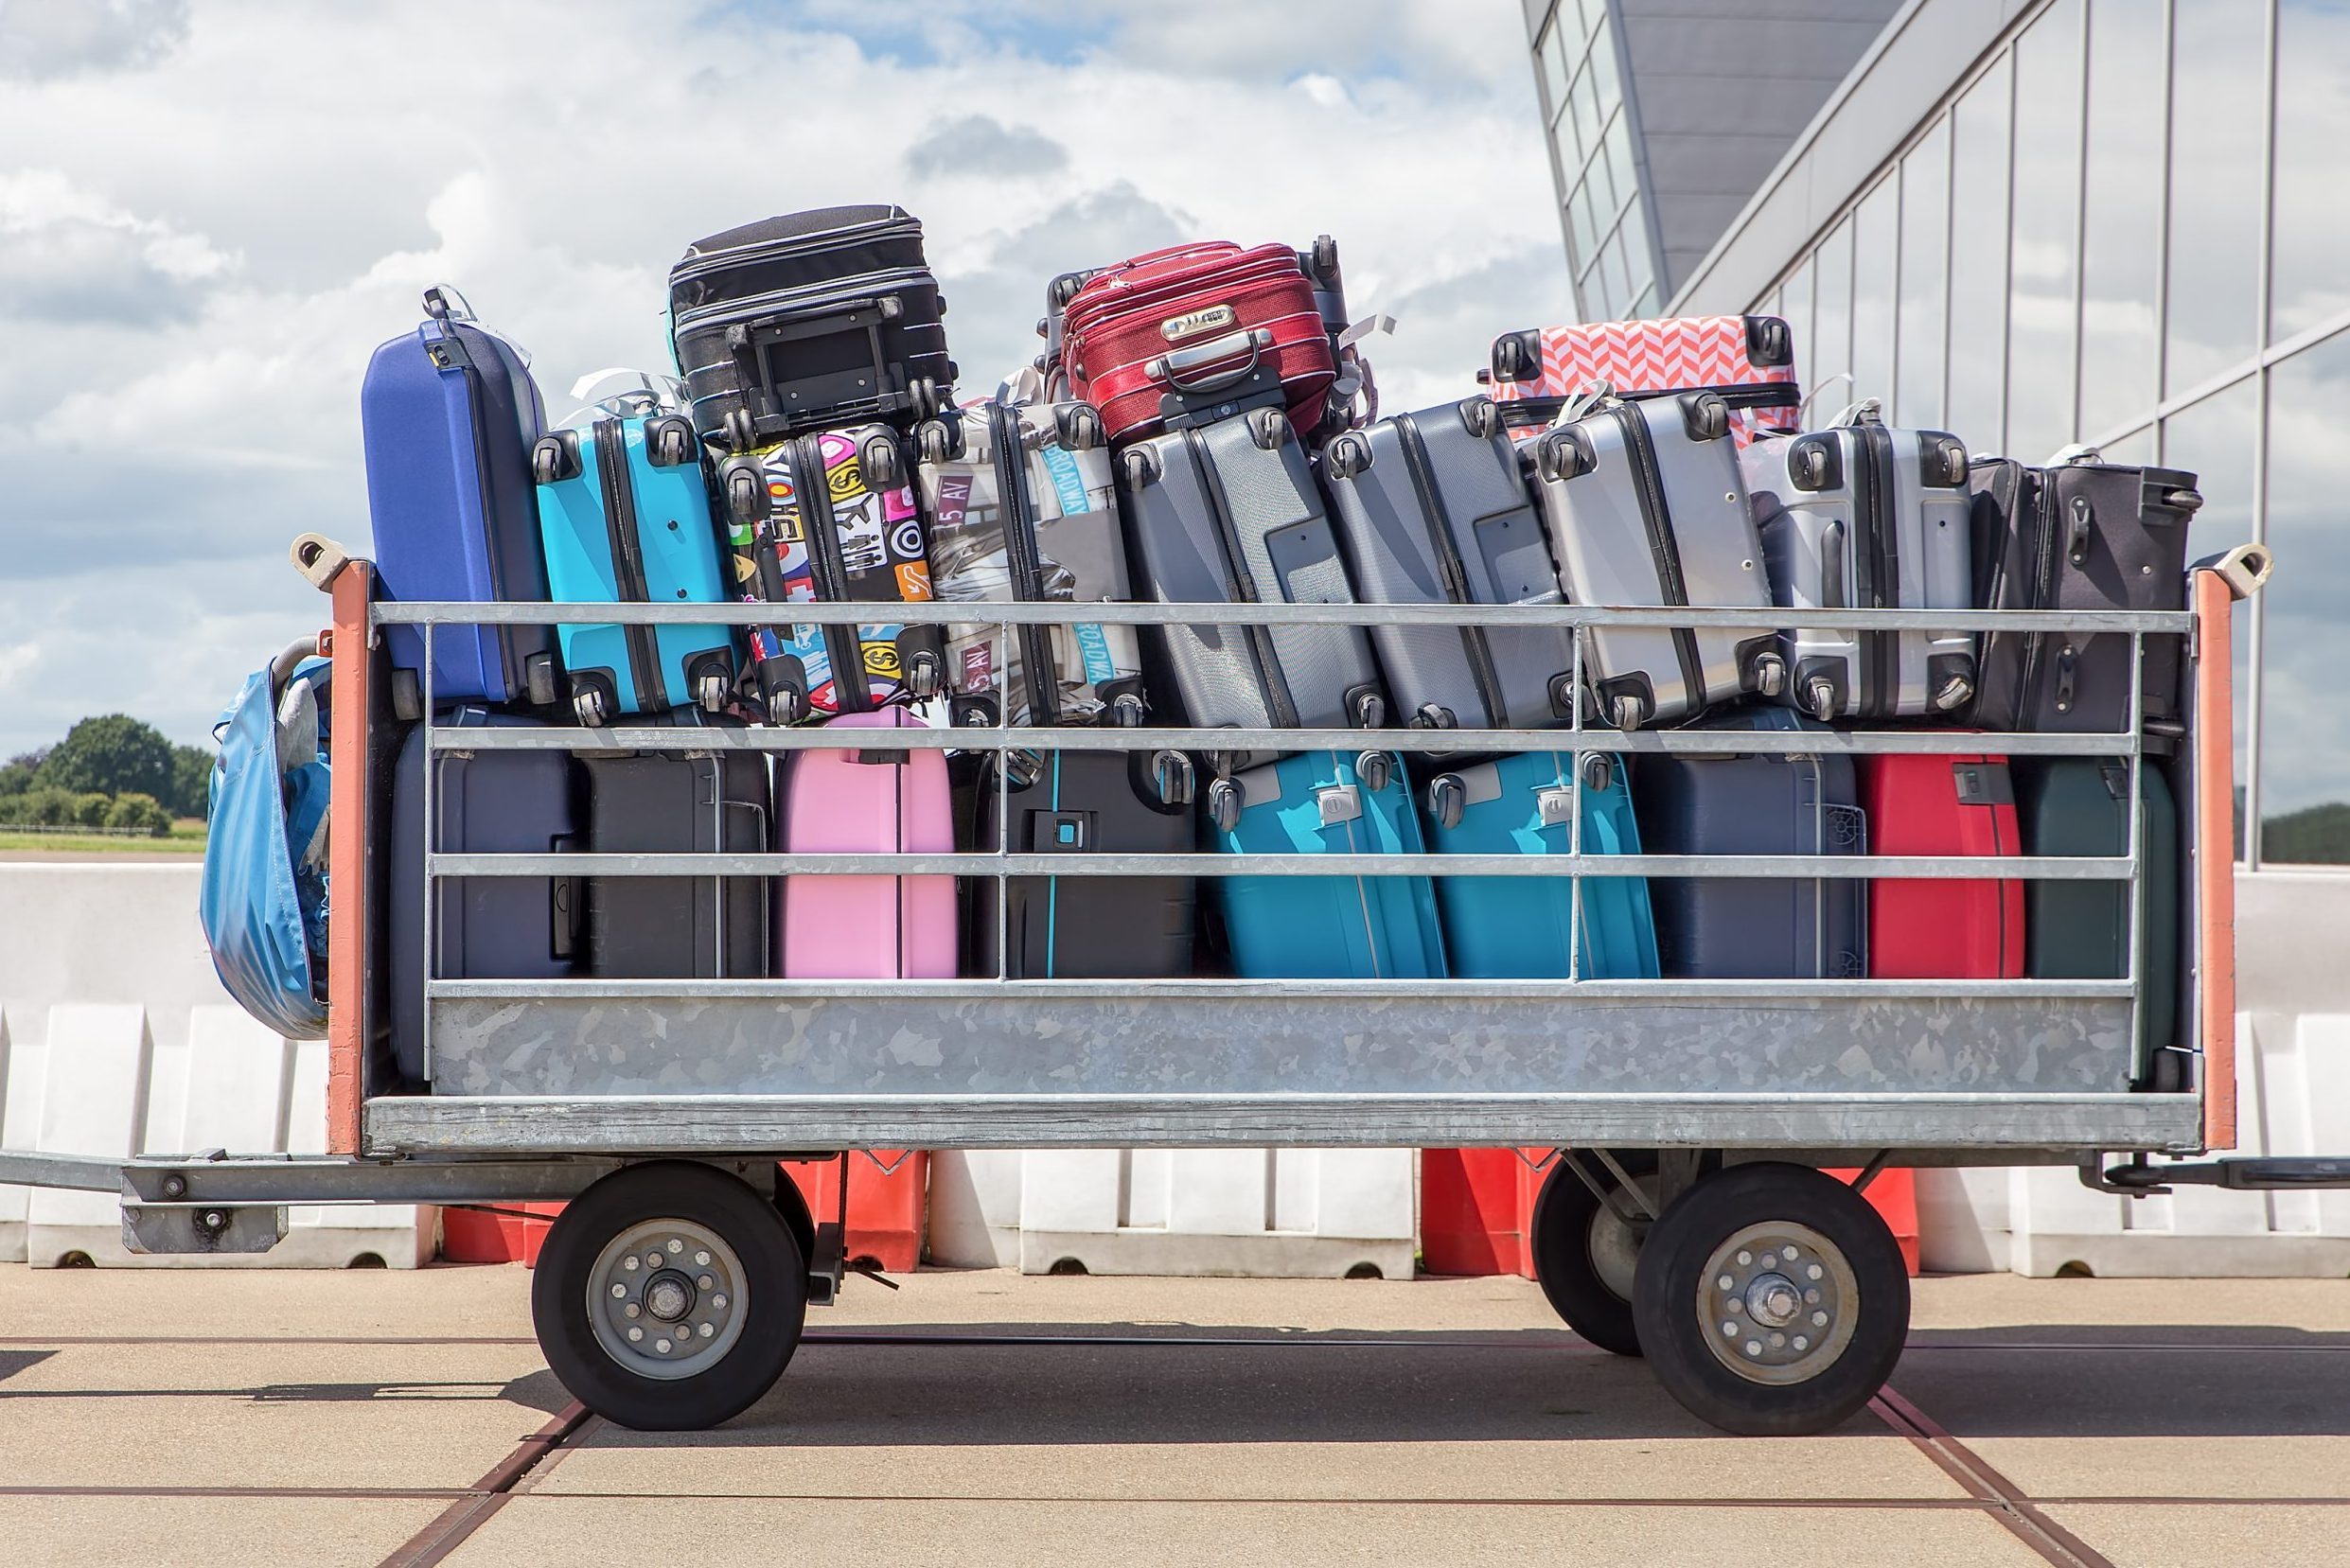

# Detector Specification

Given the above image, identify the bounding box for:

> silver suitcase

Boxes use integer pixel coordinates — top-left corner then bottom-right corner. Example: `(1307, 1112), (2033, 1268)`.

(1742, 402), (1976, 720)
(1528, 391), (1784, 730)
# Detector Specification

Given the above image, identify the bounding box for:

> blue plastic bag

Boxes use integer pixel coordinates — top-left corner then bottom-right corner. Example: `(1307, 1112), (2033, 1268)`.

(199, 651), (334, 1038)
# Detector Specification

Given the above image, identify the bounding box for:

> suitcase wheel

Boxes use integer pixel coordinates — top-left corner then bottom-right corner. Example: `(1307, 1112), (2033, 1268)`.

(1755, 654), (1787, 699)
(1354, 750), (1393, 794)
(1151, 749), (1194, 808)
(574, 687), (610, 728)
(905, 650), (942, 700)
(1206, 777), (1244, 834)
(1933, 674), (1973, 713)
(861, 433), (903, 489)
(723, 408), (756, 455)
(1534, 427), (1593, 484)
(1111, 693), (1146, 728)
(1350, 689), (1387, 730)
(698, 672), (730, 714)
(1580, 753), (1615, 795)
(1680, 392), (1731, 444)
(1459, 396), (1498, 441)
(765, 686), (808, 726)
(1410, 703), (1458, 731)
(1245, 406), (1288, 452)
(1056, 403), (1104, 452)
(1121, 447), (1161, 488)
(648, 418), (696, 468)
(1427, 773), (1464, 830)
(724, 465), (764, 525)
(1324, 432), (1372, 482)
(389, 667), (422, 724)
(917, 420), (955, 466)
(1611, 694), (1645, 732)
(1308, 234), (1340, 284)
(1804, 678), (1836, 721)
(1493, 331), (1537, 382)
(532, 432), (584, 486)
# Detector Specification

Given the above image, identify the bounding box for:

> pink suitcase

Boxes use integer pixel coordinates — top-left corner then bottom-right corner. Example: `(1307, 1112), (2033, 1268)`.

(1486, 315), (1800, 448)
(778, 708), (957, 978)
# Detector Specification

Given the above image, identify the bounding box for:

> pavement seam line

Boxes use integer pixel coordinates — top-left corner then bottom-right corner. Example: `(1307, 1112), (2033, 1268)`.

(1871, 1385), (2118, 1568)
(376, 1401), (590, 1568)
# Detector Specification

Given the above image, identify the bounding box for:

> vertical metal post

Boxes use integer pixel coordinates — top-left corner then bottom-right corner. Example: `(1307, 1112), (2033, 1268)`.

(2243, 0), (2281, 868)
(1568, 629), (1585, 984)
(2069, 0), (2093, 447)
(995, 614), (1011, 981)
(2126, 627), (2147, 1067)
(419, 617), (436, 1084)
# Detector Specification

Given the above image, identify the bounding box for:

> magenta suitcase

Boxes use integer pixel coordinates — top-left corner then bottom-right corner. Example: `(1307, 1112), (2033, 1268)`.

(777, 708), (956, 979)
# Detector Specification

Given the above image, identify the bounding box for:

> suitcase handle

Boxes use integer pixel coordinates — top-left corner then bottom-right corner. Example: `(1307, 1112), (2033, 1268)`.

(1145, 327), (1273, 394)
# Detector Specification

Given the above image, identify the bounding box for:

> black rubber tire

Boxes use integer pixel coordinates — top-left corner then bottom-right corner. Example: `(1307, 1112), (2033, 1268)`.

(532, 1162), (807, 1432)
(1632, 1162), (1909, 1436)
(1529, 1152), (1656, 1357)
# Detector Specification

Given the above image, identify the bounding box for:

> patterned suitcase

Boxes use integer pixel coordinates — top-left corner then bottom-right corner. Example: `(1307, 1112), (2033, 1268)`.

(1487, 315), (1799, 448)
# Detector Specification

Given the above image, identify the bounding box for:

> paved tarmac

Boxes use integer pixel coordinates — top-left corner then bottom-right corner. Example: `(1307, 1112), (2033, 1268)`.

(1, 1264), (2345, 1566)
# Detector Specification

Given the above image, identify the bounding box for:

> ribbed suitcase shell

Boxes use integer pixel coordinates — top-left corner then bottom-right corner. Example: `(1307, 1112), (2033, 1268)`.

(1859, 752), (2023, 980)
(579, 723), (770, 980)
(1322, 397), (1578, 731)
(1420, 750), (1656, 980)
(1487, 315), (1799, 448)
(1745, 410), (1977, 720)
(1213, 749), (1446, 979)
(778, 710), (957, 979)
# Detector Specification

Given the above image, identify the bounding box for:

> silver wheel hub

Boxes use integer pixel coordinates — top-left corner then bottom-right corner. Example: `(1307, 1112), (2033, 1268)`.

(1697, 1221), (1857, 1386)
(1587, 1175), (1661, 1301)
(587, 1220), (747, 1381)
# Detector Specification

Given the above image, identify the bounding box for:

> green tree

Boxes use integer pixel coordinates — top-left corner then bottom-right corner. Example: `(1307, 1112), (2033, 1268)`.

(41, 715), (178, 802)
(2261, 802), (2350, 865)
(20, 786), (80, 826)
(0, 749), (45, 796)
(72, 792), (111, 828)
(104, 793), (172, 837)
(169, 744), (214, 820)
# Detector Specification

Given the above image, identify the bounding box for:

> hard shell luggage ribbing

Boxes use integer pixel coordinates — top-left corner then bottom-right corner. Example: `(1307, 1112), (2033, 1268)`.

(1633, 709), (1867, 980)
(915, 400), (1143, 727)
(1117, 406), (1387, 764)
(716, 424), (944, 724)
(778, 709), (957, 980)
(1528, 392), (1785, 731)
(531, 407), (739, 726)
(361, 288), (558, 710)
(579, 720), (770, 980)
(968, 750), (1198, 980)
(388, 710), (578, 1085)
(1419, 750), (1657, 980)
(1321, 396), (1579, 732)
(2013, 757), (2180, 1074)
(1858, 753), (2023, 981)
(1212, 749), (1447, 980)
(1967, 455), (2202, 732)
(1744, 403), (1977, 721)
(1486, 315), (1799, 447)
(668, 204), (952, 449)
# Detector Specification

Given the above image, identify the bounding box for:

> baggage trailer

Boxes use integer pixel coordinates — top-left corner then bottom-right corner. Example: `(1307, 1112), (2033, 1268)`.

(9, 542), (2335, 1437)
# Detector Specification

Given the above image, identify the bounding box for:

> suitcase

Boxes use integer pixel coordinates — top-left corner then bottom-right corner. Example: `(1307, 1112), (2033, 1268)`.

(1118, 405), (1387, 758)
(1212, 749), (1446, 979)
(388, 709), (578, 1085)
(715, 424), (945, 724)
(1633, 709), (1867, 979)
(1968, 454), (2202, 732)
(578, 719), (770, 980)
(530, 405), (739, 726)
(1322, 396), (1578, 731)
(361, 288), (559, 712)
(1486, 314), (1800, 447)
(668, 203), (952, 449)
(1063, 241), (1335, 445)
(967, 749), (1198, 979)
(1420, 750), (1657, 980)
(1858, 753), (2023, 980)
(1744, 402), (1978, 720)
(1528, 392), (1785, 730)
(915, 399), (1144, 726)
(777, 709), (957, 979)
(2013, 758), (2180, 1071)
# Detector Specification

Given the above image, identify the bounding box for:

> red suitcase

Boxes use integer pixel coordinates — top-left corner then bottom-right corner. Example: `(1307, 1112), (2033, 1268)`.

(1860, 753), (2024, 980)
(1485, 315), (1800, 447)
(1062, 241), (1334, 444)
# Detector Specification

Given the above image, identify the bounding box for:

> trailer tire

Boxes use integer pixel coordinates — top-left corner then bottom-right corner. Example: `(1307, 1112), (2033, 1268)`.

(1529, 1152), (1657, 1357)
(1632, 1162), (1908, 1436)
(533, 1161), (807, 1432)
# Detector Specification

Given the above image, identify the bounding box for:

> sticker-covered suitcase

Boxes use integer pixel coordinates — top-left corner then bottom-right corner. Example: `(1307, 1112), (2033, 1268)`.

(716, 424), (945, 724)
(1858, 752), (2023, 980)
(1486, 314), (1799, 448)
(1321, 396), (1579, 731)
(531, 405), (739, 726)
(1528, 391), (1785, 730)
(1420, 750), (1656, 980)
(777, 708), (957, 979)
(916, 399), (1143, 726)
(1743, 402), (1977, 721)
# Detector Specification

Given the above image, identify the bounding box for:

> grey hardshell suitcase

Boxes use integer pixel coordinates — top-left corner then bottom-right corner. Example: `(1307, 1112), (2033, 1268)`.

(1742, 401), (1977, 721)
(915, 399), (1143, 727)
(1117, 404), (1387, 757)
(1528, 392), (1785, 730)
(1322, 396), (1579, 731)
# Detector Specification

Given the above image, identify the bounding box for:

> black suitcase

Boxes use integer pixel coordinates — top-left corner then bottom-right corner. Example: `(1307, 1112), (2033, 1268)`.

(966, 750), (1198, 979)
(1968, 454), (2202, 731)
(579, 719), (771, 979)
(388, 709), (579, 1085)
(1634, 709), (1868, 979)
(669, 204), (953, 450)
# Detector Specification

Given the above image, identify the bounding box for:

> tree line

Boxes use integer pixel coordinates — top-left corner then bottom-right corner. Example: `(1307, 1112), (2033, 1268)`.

(0, 715), (210, 837)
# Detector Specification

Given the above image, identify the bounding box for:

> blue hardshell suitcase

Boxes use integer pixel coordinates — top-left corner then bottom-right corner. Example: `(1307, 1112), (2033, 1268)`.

(361, 288), (558, 711)
(530, 408), (739, 725)
(1420, 750), (1658, 980)
(1211, 749), (1446, 979)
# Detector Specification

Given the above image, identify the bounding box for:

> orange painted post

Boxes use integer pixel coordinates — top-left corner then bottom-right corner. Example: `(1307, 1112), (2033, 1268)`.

(2195, 571), (2238, 1152)
(324, 560), (375, 1157)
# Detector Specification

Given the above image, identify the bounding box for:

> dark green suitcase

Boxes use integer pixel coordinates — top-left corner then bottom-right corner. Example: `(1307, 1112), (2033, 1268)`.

(2013, 758), (2179, 1079)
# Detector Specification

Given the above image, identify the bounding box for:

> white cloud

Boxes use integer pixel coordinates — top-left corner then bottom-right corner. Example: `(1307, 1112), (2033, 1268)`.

(0, 0), (189, 80)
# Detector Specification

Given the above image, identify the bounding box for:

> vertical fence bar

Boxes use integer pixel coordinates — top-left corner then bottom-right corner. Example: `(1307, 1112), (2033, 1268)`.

(323, 563), (374, 1155)
(419, 618), (437, 1084)
(1568, 633), (1585, 984)
(2125, 627), (2147, 1078)
(2195, 573), (2240, 1148)
(995, 614), (1011, 981)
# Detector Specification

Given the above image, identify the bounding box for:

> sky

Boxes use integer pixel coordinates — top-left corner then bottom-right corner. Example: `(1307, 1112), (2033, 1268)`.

(0, 0), (1573, 758)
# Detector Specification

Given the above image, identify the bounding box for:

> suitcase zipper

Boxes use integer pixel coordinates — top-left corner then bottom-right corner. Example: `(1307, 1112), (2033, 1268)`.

(1396, 415), (1508, 728)
(1853, 422), (1898, 718)
(989, 405), (1061, 727)
(1610, 404), (1705, 713)
(592, 417), (667, 713)
(1182, 426), (1299, 731)
(2017, 470), (2062, 722)
(795, 432), (871, 714)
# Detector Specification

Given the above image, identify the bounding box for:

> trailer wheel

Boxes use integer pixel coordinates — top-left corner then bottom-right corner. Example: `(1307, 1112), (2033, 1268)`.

(1529, 1152), (1657, 1357)
(1632, 1162), (1908, 1436)
(532, 1161), (807, 1432)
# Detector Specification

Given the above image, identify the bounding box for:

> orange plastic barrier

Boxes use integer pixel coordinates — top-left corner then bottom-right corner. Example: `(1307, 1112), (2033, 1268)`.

(441, 1204), (562, 1265)
(783, 1152), (929, 1273)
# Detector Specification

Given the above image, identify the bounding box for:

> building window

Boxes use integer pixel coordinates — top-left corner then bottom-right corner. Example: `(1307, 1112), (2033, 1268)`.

(2269, 0), (2350, 344)
(2164, 0), (2268, 395)
(1897, 120), (1951, 429)
(1779, 255), (1816, 392)
(1946, 53), (2013, 451)
(1811, 216), (1854, 407)
(1849, 178), (1899, 412)
(2258, 333), (2350, 862)
(2006, 0), (2083, 463)
(2161, 379), (2259, 835)
(2077, 0), (2165, 439)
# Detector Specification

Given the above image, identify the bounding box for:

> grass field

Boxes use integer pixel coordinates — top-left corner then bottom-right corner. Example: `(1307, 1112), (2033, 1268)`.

(0, 821), (207, 855)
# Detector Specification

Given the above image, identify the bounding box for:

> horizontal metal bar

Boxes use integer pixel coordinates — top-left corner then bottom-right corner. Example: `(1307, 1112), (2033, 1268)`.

(0, 1150), (126, 1191)
(428, 850), (2132, 880)
(430, 724), (2145, 757)
(116, 1155), (630, 1205)
(373, 599), (2193, 633)
(363, 1092), (2207, 1154)
(425, 977), (2135, 1002)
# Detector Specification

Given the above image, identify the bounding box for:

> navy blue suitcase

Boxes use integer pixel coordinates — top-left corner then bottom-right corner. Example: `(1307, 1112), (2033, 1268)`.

(362, 288), (558, 714)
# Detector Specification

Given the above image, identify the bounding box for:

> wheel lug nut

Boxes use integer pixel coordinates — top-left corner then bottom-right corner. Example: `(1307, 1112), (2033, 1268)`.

(1744, 1341), (1762, 1357)
(712, 1294), (728, 1310)
(627, 1327), (643, 1343)
(698, 1323), (715, 1339)
(698, 1275), (715, 1291)
(623, 1257), (640, 1272)
(667, 1240), (683, 1255)
(1811, 1311), (1829, 1327)
(696, 1250), (712, 1267)
(656, 1338), (672, 1353)
(1736, 1250), (1752, 1266)
(1716, 1275), (1734, 1292)
(645, 1252), (663, 1269)
(1807, 1263), (1823, 1280)
(610, 1283), (627, 1299)
(1793, 1335), (1810, 1350)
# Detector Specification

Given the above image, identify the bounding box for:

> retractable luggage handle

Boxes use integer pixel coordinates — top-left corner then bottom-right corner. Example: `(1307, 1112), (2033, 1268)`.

(1142, 327), (1276, 394)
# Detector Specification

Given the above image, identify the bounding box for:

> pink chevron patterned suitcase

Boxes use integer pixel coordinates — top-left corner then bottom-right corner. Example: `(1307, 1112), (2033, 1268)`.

(1486, 316), (1800, 448)
(777, 708), (957, 978)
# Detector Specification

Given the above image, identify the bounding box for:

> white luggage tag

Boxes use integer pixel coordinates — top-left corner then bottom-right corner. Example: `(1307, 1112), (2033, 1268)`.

(566, 366), (688, 423)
